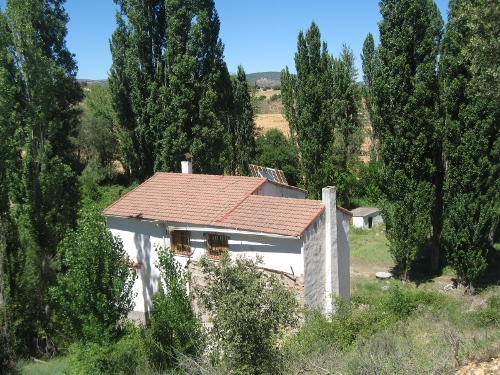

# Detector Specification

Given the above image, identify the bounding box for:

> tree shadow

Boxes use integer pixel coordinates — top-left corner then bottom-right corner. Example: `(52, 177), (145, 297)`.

(389, 239), (500, 291)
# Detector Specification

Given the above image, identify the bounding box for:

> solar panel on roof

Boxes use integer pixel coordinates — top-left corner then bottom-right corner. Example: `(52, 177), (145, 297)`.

(258, 170), (275, 180)
(249, 164), (288, 185)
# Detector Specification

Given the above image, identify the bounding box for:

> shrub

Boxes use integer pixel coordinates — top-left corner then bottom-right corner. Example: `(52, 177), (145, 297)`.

(269, 93), (281, 102)
(385, 285), (444, 319)
(69, 330), (145, 375)
(473, 295), (500, 327)
(197, 254), (298, 375)
(147, 245), (204, 371)
(50, 209), (136, 344)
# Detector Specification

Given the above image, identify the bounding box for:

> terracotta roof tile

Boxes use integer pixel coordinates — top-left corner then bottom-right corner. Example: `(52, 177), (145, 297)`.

(103, 172), (325, 237)
(215, 195), (324, 237)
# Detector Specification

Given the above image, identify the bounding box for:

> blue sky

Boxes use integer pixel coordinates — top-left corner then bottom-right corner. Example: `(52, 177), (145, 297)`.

(0, 0), (450, 80)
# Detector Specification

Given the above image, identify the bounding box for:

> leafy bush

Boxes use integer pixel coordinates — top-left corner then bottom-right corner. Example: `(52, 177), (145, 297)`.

(473, 295), (500, 327)
(147, 246), (204, 371)
(269, 93), (281, 102)
(286, 297), (395, 357)
(69, 330), (145, 375)
(197, 254), (298, 375)
(50, 209), (136, 344)
(253, 128), (301, 186)
(385, 285), (445, 319)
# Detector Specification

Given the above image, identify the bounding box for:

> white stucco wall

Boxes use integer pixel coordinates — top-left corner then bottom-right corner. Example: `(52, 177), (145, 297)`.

(352, 211), (383, 229)
(107, 217), (305, 318)
(336, 210), (351, 300)
(107, 217), (165, 315)
(302, 213), (326, 309)
(352, 216), (366, 229)
(255, 181), (307, 199)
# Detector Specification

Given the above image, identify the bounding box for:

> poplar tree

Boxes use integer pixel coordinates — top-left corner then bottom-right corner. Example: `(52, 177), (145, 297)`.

(281, 22), (334, 198)
(109, 0), (233, 179)
(331, 45), (363, 206)
(227, 65), (256, 176)
(0, 10), (19, 359)
(4, 0), (83, 355)
(360, 32), (378, 160)
(373, 0), (443, 279)
(441, 0), (500, 291)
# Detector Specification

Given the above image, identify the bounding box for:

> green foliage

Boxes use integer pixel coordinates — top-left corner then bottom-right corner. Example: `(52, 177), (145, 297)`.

(373, 0), (444, 276)
(81, 183), (138, 213)
(352, 160), (382, 205)
(253, 128), (301, 186)
(380, 179), (433, 280)
(1, 0), (84, 357)
(197, 254), (298, 375)
(473, 295), (500, 328)
(68, 329), (145, 375)
(109, 0), (237, 178)
(50, 209), (135, 344)
(281, 21), (334, 198)
(331, 45), (363, 190)
(360, 32), (377, 161)
(147, 245), (203, 371)
(75, 86), (120, 182)
(385, 285), (444, 319)
(440, 0), (500, 288)
(225, 66), (256, 176)
(269, 93), (281, 102)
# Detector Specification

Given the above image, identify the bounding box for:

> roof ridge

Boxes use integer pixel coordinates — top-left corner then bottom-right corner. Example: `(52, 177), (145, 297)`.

(214, 178), (267, 224)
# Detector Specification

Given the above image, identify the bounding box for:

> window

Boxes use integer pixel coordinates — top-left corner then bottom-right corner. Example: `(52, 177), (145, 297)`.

(206, 234), (229, 259)
(170, 230), (192, 255)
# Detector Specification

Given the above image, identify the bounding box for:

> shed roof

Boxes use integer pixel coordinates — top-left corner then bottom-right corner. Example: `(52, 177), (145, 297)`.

(350, 207), (380, 217)
(103, 173), (325, 237)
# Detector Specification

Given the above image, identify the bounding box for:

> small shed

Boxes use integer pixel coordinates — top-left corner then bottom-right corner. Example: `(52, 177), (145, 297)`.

(350, 207), (383, 229)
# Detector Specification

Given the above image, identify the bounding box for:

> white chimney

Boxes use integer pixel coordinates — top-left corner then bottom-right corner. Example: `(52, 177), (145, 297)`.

(181, 160), (193, 174)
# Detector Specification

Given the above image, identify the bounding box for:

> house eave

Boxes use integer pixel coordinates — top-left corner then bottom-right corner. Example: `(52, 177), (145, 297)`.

(104, 215), (301, 240)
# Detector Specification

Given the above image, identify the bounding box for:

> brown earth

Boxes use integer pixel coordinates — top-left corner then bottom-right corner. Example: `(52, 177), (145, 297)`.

(254, 89), (375, 164)
(454, 356), (500, 375)
(255, 113), (289, 136)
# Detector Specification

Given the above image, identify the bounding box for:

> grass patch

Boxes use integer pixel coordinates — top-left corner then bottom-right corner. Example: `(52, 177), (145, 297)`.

(15, 356), (71, 375)
(350, 224), (393, 266)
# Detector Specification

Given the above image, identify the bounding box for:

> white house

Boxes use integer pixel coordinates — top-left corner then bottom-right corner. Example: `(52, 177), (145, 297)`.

(350, 207), (383, 229)
(103, 163), (351, 321)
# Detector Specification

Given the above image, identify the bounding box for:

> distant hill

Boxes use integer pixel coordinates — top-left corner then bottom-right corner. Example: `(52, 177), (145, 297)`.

(78, 72), (282, 90)
(78, 79), (108, 88)
(246, 72), (281, 88)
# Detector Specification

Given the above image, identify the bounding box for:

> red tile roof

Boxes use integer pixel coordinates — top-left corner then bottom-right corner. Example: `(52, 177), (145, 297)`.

(103, 173), (325, 237)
